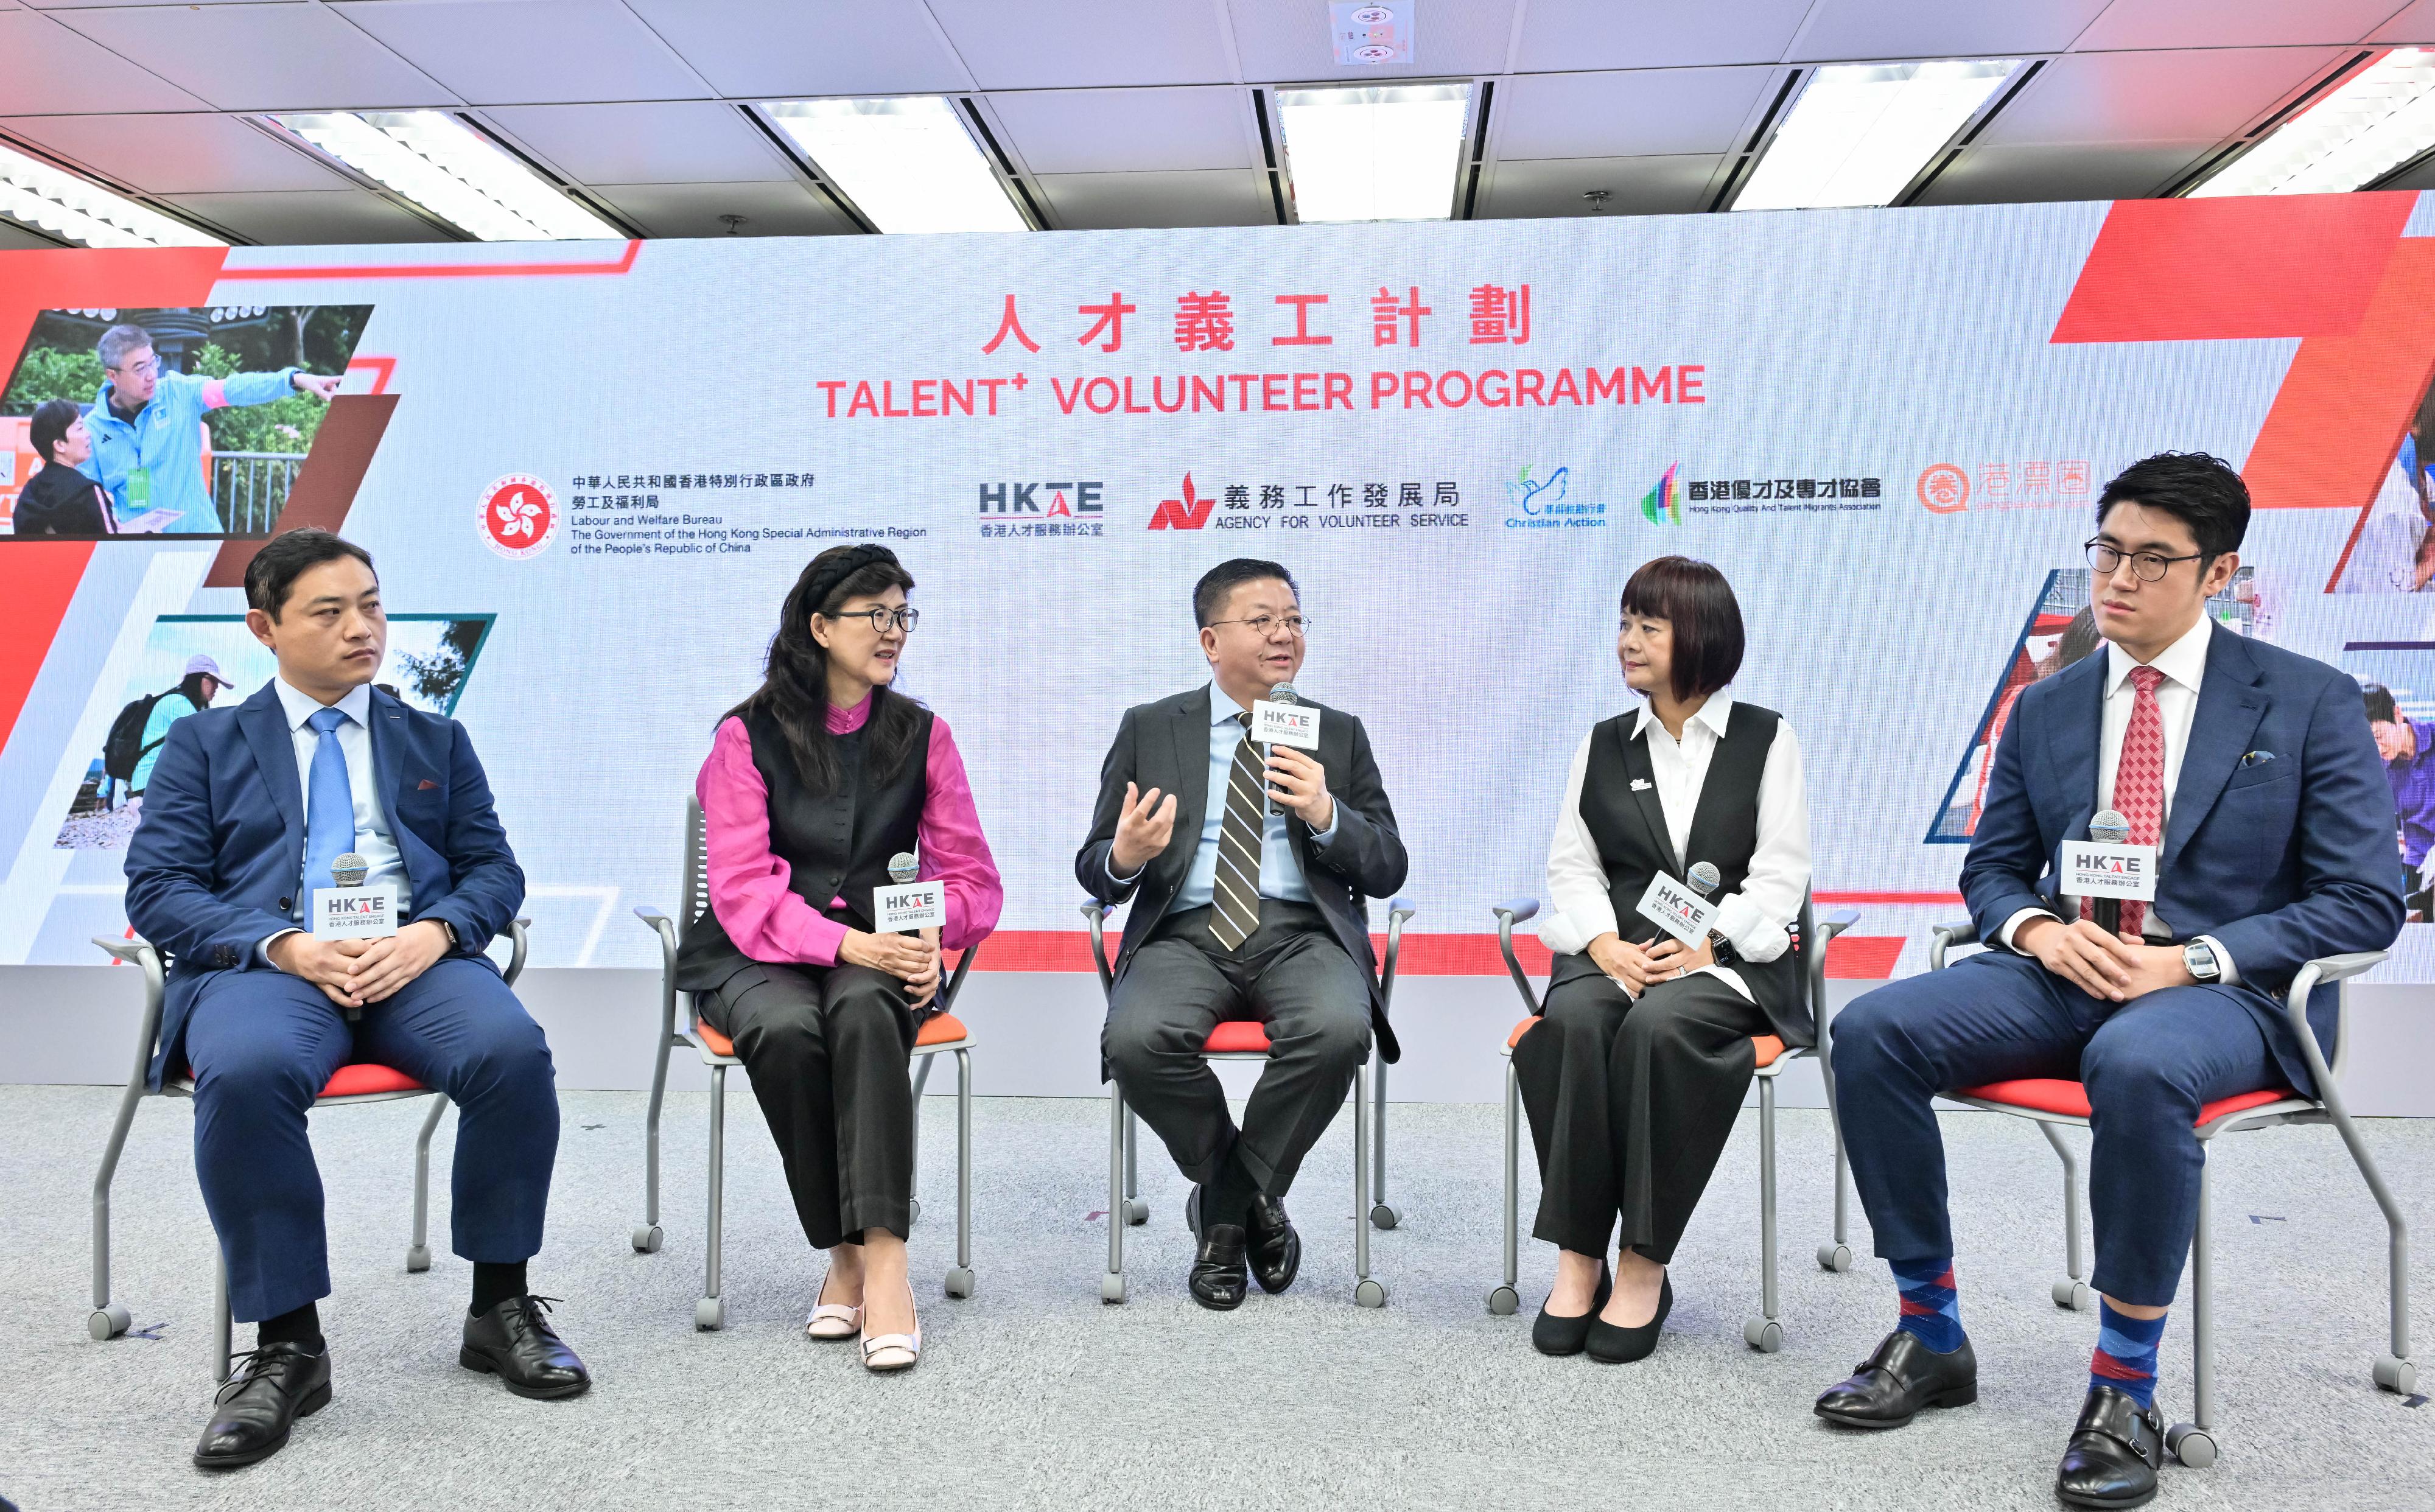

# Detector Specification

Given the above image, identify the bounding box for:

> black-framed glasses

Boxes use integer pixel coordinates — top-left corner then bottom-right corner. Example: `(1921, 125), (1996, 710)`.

(830, 606), (918, 633)
(1205, 614), (1310, 638)
(2085, 537), (2204, 584)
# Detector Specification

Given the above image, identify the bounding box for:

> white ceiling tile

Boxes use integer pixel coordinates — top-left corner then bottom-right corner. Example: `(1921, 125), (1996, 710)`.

(1034, 169), (1274, 228)
(1789, 0), (2114, 61)
(332, 1), (711, 105)
(480, 103), (790, 184)
(165, 188), (456, 244)
(54, 4), (455, 111)
(623, 0), (970, 97)
(1512, 0), (1814, 71)
(589, 179), (860, 237)
(0, 12), (207, 113)
(0, 112), (343, 193)
(2075, 0), (2405, 51)
(1495, 68), (1775, 159)
(1480, 154), (1722, 217)
(2371, 0), (2435, 42)
(988, 88), (1252, 175)
(925, 0), (1235, 89)
(1976, 47), (2344, 145)
(1910, 141), (2215, 204)
(1224, 0), (1518, 82)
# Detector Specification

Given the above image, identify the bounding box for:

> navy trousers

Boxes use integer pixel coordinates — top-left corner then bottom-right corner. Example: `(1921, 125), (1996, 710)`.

(1833, 949), (2279, 1306)
(181, 957), (559, 1322)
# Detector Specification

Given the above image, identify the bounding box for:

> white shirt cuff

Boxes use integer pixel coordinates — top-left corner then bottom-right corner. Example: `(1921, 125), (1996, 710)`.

(1997, 906), (2057, 953)
(1308, 808), (1338, 845)
(1711, 893), (1788, 964)
(258, 928), (300, 967)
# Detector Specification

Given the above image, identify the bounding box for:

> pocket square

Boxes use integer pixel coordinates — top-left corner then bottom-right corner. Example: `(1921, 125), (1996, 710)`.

(2238, 751), (2276, 768)
(1630, 778), (1653, 791)
(416, 779), (440, 790)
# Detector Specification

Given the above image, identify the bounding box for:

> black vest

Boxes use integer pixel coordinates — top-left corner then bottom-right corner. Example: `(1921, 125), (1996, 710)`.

(675, 701), (933, 991)
(1548, 701), (1812, 1045)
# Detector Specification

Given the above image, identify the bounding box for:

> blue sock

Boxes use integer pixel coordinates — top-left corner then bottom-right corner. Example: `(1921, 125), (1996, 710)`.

(1891, 1256), (1964, 1353)
(2092, 1301), (2168, 1410)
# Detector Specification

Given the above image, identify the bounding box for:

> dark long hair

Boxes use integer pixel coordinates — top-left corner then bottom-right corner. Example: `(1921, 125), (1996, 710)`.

(725, 544), (920, 797)
(177, 672), (218, 709)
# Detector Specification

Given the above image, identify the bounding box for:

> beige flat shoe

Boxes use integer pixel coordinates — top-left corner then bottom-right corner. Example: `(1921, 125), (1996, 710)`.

(858, 1281), (920, 1373)
(806, 1267), (861, 1341)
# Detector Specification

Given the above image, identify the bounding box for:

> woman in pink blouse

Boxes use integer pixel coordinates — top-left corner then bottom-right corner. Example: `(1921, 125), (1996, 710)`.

(674, 543), (1001, 1373)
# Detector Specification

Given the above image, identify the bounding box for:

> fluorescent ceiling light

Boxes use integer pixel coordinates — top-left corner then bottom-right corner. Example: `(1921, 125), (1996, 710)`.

(0, 142), (221, 248)
(275, 111), (617, 241)
(1277, 83), (1471, 223)
(2192, 47), (2435, 197)
(763, 97), (1026, 234)
(1734, 58), (2020, 211)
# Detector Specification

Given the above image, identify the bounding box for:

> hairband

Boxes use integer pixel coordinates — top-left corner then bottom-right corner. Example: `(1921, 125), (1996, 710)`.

(801, 542), (896, 612)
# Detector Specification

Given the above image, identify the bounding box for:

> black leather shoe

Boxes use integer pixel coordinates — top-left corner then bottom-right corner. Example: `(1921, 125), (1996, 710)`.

(459, 1295), (590, 1399)
(1815, 1330), (1978, 1428)
(193, 1342), (331, 1469)
(1245, 1195), (1301, 1295)
(1532, 1263), (1612, 1357)
(1587, 1273), (1672, 1363)
(2056, 1385), (2165, 1510)
(1189, 1224), (1250, 1311)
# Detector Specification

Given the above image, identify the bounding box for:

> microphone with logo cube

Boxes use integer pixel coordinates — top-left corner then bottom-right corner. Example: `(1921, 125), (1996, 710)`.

(313, 851), (398, 1020)
(2067, 808), (2155, 938)
(1250, 681), (1320, 819)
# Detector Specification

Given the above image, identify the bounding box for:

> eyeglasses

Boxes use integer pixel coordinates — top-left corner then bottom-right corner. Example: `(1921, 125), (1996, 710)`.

(2085, 538), (2204, 584)
(110, 359), (159, 379)
(830, 606), (918, 633)
(1205, 614), (1310, 638)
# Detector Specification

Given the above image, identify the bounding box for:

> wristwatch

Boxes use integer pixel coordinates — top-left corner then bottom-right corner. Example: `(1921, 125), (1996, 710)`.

(1706, 929), (1739, 967)
(2182, 939), (2221, 983)
(437, 919), (461, 951)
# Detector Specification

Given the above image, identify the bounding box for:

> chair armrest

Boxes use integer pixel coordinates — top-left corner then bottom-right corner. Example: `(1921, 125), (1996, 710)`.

(1817, 908), (1859, 942)
(500, 917), (531, 988)
(1079, 901), (1113, 995)
(91, 936), (159, 969)
(1377, 897), (1417, 1004)
(1928, 920), (1980, 972)
(940, 939), (981, 1009)
(632, 904), (679, 971)
(93, 935), (168, 1083)
(1491, 898), (1543, 1016)
(2286, 950), (2386, 1097)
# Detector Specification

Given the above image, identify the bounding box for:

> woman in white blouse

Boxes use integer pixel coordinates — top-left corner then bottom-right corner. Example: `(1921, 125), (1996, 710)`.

(1515, 555), (1813, 1363)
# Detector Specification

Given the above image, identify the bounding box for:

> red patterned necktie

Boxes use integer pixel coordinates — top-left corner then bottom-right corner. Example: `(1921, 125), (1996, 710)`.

(2087, 664), (2167, 937)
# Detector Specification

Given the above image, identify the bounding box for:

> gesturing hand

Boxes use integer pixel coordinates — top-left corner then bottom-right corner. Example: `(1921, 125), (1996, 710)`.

(291, 372), (343, 401)
(1264, 746), (1334, 832)
(1109, 780), (1178, 877)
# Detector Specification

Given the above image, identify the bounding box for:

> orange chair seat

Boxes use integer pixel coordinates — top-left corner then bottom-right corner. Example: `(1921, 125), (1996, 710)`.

(1203, 1020), (1272, 1054)
(1505, 1018), (1789, 1068)
(318, 1063), (427, 1098)
(693, 1011), (969, 1061)
(1956, 1078), (2296, 1127)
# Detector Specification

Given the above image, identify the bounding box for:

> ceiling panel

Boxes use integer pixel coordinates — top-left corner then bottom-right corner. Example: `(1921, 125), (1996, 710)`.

(1494, 68), (1775, 159)
(0, 12), (207, 114)
(55, 4), (455, 111)
(0, 112), (343, 193)
(1223, 0), (1518, 82)
(622, 0), (969, 98)
(2371, 0), (2435, 41)
(988, 88), (1252, 175)
(1480, 154), (1721, 218)
(589, 179), (859, 237)
(1789, 0), (2114, 61)
(1911, 141), (2216, 205)
(925, 0), (1235, 89)
(165, 187), (455, 244)
(1976, 46), (2343, 146)
(334, 1), (710, 105)
(1512, 0), (1813, 72)
(1035, 169), (1273, 229)
(2074, 0), (2405, 51)
(0, 220), (64, 251)
(481, 103), (790, 184)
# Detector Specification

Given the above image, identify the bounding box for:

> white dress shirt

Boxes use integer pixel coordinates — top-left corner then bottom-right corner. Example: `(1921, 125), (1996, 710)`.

(259, 677), (410, 957)
(1540, 693), (1813, 1003)
(1995, 615), (2238, 981)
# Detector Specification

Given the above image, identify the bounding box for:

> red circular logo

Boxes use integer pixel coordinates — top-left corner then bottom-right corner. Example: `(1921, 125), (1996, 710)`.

(479, 474), (558, 558)
(1916, 463), (1970, 514)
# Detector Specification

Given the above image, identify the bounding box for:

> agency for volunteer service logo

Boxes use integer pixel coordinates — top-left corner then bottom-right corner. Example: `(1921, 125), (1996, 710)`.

(479, 474), (559, 559)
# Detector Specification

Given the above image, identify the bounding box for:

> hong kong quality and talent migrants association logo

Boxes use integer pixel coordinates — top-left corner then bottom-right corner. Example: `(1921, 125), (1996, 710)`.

(479, 474), (559, 559)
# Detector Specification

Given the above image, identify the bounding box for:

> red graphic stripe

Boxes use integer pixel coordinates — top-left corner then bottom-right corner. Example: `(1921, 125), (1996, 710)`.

(2051, 193), (2412, 344)
(348, 355), (396, 395)
(216, 240), (641, 284)
(966, 929), (1906, 979)
(0, 542), (97, 759)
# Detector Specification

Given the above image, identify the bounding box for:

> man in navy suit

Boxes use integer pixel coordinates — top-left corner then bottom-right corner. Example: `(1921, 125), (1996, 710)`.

(1813, 454), (2402, 1509)
(125, 529), (588, 1469)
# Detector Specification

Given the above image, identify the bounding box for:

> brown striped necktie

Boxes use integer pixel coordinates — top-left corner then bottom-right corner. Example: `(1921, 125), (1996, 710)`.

(1211, 711), (1266, 949)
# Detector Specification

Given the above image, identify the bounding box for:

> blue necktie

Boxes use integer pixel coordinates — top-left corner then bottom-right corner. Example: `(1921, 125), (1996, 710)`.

(301, 706), (356, 904)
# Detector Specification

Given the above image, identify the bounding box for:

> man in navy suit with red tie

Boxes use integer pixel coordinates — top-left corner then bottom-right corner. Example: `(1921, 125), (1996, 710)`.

(1816, 455), (2402, 1509)
(124, 530), (588, 1469)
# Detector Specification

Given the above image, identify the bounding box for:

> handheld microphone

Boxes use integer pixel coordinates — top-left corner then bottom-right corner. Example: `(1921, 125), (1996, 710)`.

(887, 852), (920, 936)
(1264, 682), (1300, 819)
(331, 852), (367, 889)
(2087, 810), (2129, 934)
(1687, 861), (1720, 897)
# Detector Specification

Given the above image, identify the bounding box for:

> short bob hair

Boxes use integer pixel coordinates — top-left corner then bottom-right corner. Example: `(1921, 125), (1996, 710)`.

(29, 399), (80, 464)
(1620, 555), (1744, 703)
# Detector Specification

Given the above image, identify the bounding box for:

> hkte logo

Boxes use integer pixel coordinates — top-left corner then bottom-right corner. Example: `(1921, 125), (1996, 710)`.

(480, 475), (558, 559)
(978, 480), (1104, 517)
(1149, 472), (1214, 530)
(1641, 463), (1681, 525)
(1918, 463), (1970, 514)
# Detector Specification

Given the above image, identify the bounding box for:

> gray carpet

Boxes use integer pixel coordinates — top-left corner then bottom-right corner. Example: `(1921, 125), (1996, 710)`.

(1, 1083), (2428, 1511)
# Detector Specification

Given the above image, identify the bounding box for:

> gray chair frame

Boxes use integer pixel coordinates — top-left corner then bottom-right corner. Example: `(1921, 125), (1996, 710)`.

(1082, 896), (1414, 1307)
(87, 920), (530, 1383)
(631, 797), (980, 1331)
(1485, 895), (1858, 1352)
(1928, 921), (2416, 1468)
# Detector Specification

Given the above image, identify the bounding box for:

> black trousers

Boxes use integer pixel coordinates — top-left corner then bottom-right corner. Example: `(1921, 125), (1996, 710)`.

(699, 961), (919, 1250)
(1512, 967), (1768, 1264)
(1101, 901), (1372, 1195)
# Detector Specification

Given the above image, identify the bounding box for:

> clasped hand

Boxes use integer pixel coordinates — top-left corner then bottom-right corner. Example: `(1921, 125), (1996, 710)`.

(841, 927), (944, 1010)
(1586, 931), (1714, 995)
(269, 920), (450, 1009)
(2016, 915), (2193, 1003)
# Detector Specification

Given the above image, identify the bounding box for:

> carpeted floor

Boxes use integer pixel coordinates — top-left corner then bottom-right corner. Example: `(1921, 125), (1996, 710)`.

(1, 1084), (2427, 1511)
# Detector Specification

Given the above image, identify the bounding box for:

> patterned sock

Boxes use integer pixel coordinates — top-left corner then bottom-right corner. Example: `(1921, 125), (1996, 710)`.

(1890, 1256), (1965, 1354)
(2092, 1301), (2168, 1410)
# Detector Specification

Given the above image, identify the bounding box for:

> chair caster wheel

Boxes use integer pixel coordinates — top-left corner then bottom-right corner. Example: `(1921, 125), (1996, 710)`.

(1100, 1272), (1126, 1304)
(631, 1224), (664, 1255)
(1487, 1286), (1519, 1317)
(1369, 1203), (1400, 1231)
(944, 1267), (975, 1300)
(1816, 1243), (1854, 1273)
(405, 1245), (431, 1273)
(88, 1304), (131, 1342)
(1744, 1317), (1784, 1354)
(1354, 1279), (1387, 1309)
(1124, 1199), (1150, 1227)
(2166, 1424), (2216, 1468)
(2375, 1354), (2418, 1393)
(2053, 1278), (2091, 1311)
(908, 1197), (922, 1226)
(695, 1297), (725, 1331)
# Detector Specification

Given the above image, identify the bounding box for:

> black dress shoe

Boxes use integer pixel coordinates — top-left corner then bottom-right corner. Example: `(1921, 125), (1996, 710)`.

(193, 1342), (331, 1469)
(460, 1295), (590, 1399)
(1189, 1224), (1250, 1311)
(1814, 1329), (1978, 1428)
(1245, 1195), (1301, 1295)
(1532, 1263), (1612, 1357)
(2056, 1385), (2165, 1510)
(1586, 1274), (1672, 1363)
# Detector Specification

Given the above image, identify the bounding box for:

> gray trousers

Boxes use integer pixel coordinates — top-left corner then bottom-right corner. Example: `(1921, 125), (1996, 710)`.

(1101, 901), (1372, 1195)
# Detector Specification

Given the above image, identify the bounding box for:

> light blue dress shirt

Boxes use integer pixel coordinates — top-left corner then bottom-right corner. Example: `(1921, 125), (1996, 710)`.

(1158, 683), (1336, 916)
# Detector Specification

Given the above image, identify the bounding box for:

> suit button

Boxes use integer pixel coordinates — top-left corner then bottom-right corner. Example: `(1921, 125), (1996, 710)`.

(279, 897), (292, 911)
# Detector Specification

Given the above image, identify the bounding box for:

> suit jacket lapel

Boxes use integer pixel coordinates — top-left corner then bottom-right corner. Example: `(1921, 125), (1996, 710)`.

(2162, 626), (2266, 869)
(365, 689), (420, 860)
(1168, 687), (1211, 880)
(1619, 717), (1684, 877)
(237, 684), (306, 863)
(2049, 653), (2106, 841)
